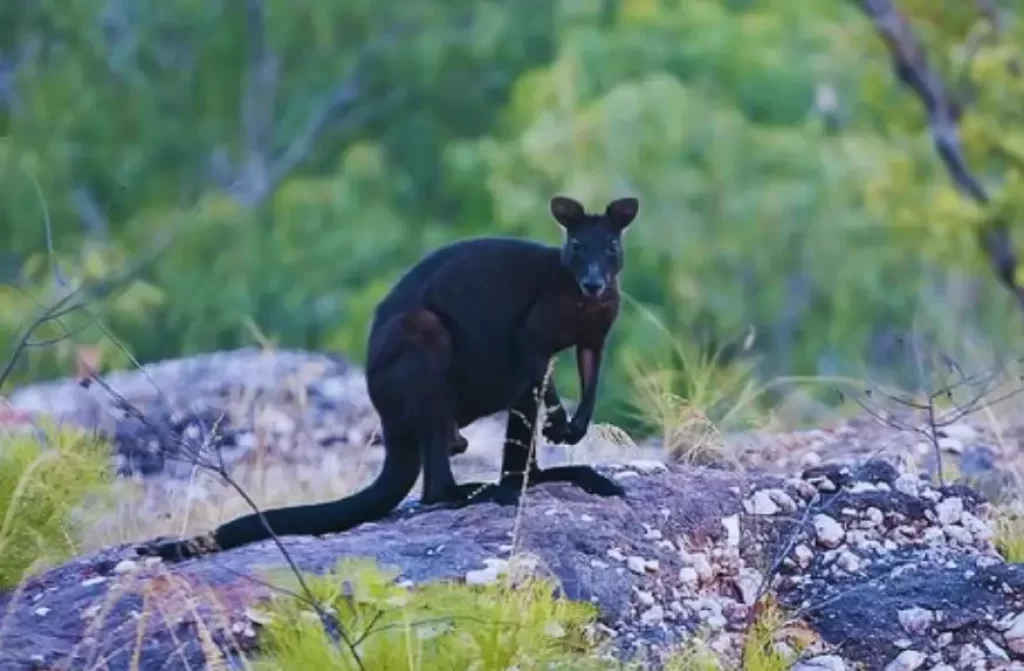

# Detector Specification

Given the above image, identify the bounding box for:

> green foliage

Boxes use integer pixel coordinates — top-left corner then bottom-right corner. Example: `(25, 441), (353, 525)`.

(252, 557), (609, 671)
(0, 423), (114, 589)
(5, 0), (1024, 434)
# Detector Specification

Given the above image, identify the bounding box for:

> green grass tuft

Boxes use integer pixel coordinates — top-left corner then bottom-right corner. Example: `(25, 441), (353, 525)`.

(0, 422), (115, 590)
(252, 557), (613, 671)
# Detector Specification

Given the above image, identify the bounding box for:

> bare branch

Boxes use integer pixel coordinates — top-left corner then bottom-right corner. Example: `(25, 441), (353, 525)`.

(849, 0), (1024, 314)
(266, 77), (360, 189)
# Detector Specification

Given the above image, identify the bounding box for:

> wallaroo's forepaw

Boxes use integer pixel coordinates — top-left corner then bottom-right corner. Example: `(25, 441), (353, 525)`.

(543, 418), (588, 446)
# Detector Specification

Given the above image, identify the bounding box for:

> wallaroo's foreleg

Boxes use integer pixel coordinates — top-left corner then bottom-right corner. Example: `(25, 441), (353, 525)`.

(459, 382), (625, 508)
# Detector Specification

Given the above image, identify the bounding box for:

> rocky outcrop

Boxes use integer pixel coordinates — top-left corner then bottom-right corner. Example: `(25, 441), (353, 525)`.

(0, 457), (1022, 670)
(3, 348), (381, 478)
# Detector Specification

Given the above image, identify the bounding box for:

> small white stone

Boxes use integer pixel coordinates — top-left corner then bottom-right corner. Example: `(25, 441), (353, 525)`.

(678, 567), (699, 588)
(792, 655), (847, 671)
(607, 548), (626, 562)
(958, 643), (985, 665)
(894, 475), (920, 496)
(836, 550), (861, 574)
(767, 488), (799, 513)
(465, 567), (501, 585)
(722, 515), (741, 547)
(935, 497), (964, 525)
(640, 605), (665, 626)
(982, 636), (1009, 661)
(734, 567), (763, 606)
(942, 423), (977, 441)
(635, 590), (655, 606)
(113, 559), (140, 575)
(33, 607), (50, 617)
(745, 490), (781, 516)
(80, 576), (107, 588)
(884, 650), (926, 671)
(943, 525), (973, 545)
(897, 607), (935, 635)
(793, 544), (814, 569)
(1003, 612), (1024, 654)
(626, 556), (648, 575)
(813, 514), (845, 549)
(690, 553), (714, 583)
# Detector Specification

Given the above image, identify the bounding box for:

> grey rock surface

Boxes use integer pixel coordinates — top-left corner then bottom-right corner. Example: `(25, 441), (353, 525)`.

(1, 459), (1023, 670)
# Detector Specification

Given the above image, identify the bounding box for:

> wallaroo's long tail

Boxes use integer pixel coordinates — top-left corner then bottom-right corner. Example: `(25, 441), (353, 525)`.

(137, 443), (421, 561)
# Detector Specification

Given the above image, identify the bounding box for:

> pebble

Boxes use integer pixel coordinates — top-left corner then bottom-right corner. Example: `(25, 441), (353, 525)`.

(935, 497), (964, 525)
(722, 515), (740, 547)
(678, 567), (699, 588)
(113, 559), (140, 574)
(793, 544), (814, 569)
(1003, 611), (1024, 654)
(793, 655), (847, 671)
(897, 607), (935, 635)
(885, 650), (926, 671)
(626, 556), (648, 575)
(635, 590), (655, 606)
(639, 605), (665, 626)
(813, 514), (845, 548)
(734, 567), (763, 606)
(745, 490), (781, 516)
(689, 552), (714, 583)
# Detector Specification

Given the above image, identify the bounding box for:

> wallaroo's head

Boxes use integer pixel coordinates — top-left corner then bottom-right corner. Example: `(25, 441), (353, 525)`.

(550, 195), (640, 299)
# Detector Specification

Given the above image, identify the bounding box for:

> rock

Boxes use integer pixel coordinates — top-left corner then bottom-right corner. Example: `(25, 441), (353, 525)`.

(934, 497), (963, 526)
(897, 607), (934, 635)
(745, 490), (781, 516)
(884, 650), (926, 671)
(1004, 611), (1024, 654)
(4, 348), (375, 479)
(793, 655), (847, 671)
(813, 514), (845, 549)
(0, 399), (1020, 671)
(678, 567), (699, 588)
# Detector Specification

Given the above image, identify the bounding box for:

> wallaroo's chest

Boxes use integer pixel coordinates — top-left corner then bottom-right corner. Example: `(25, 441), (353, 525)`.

(539, 286), (621, 351)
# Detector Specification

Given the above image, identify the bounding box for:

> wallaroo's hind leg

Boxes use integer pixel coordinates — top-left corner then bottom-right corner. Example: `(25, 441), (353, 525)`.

(370, 309), (487, 507)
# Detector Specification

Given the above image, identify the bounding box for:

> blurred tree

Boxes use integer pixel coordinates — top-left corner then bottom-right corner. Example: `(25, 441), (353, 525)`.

(3, 0), (1023, 436)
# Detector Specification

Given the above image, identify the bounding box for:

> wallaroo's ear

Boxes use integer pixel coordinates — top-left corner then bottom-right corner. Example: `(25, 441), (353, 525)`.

(550, 196), (586, 228)
(605, 197), (639, 229)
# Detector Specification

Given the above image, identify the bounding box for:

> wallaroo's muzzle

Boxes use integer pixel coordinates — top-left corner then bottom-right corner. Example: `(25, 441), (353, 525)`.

(579, 263), (608, 297)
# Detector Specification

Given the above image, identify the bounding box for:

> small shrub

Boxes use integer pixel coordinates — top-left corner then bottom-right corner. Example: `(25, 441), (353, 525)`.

(994, 509), (1024, 563)
(0, 422), (115, 589)
(252, 557), (612, 671)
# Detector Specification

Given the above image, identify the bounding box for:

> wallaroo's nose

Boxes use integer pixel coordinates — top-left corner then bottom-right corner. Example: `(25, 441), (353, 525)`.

(580, 278), (605, 297)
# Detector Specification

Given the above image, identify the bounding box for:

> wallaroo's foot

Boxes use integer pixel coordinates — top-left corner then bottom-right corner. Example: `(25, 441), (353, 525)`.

(420, 481), (492, 507)
(530, 465), (626, 498)
(462, 480), (525, 507)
